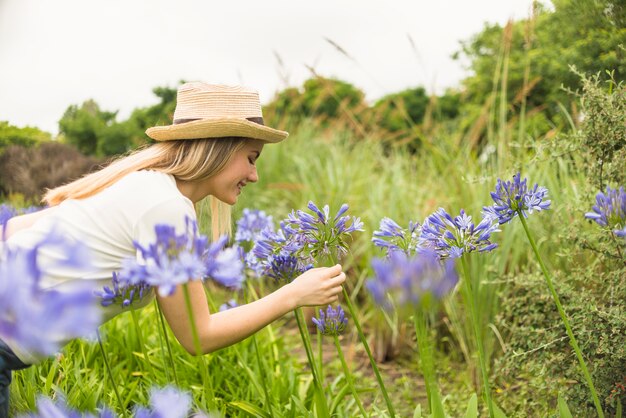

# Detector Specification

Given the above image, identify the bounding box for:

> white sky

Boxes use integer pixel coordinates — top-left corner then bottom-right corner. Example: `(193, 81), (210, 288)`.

(0, 0), (539, 135)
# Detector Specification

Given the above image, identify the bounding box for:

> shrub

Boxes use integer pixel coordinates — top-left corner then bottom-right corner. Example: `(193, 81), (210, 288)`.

(0, 142), (100, 201)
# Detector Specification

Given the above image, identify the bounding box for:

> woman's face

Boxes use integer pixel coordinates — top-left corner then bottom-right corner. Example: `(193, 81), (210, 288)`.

(205, 139), (265, 205)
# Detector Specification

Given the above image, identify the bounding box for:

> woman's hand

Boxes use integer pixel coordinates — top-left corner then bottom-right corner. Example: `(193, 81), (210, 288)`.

(288, 264), (346, 308)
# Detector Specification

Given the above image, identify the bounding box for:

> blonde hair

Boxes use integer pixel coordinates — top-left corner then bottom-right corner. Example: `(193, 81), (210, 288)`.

(43, 137), (248, 240)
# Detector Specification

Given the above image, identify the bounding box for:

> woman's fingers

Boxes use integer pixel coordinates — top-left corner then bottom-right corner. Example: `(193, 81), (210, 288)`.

(325, 264), (342, 277)
(328, 272), (346, 287)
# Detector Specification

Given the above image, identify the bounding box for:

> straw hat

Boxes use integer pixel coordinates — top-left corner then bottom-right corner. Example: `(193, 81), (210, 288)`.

(146, 82), (288, 143)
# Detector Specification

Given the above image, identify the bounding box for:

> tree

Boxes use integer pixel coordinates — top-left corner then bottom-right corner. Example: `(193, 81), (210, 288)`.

(58, 99), (117, 156)
(265, 77), (366, 125)
(0, 121), (51, 152)
(372, 87), (430, 132)
(457, 0), (625, 123)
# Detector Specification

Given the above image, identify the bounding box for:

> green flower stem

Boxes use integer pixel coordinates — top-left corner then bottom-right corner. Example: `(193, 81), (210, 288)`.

(413, 308), (445, 418)
(182, 284), (203, 356)
(153, 302), (171, 383)
(96, 330), (128, 418)
(155, 300), (179, 386)
(318, 329), (324, 383)
(609, 230), (626, 267)
(460, 256), (495, 418)
(252, 332), (275, 416)
(182, 284), (217, 410)
(332, 334), (368, 417)
(320, 252), (395, 416)
(341, 286), (397, 417)
(295, 307), (330, 417)
(519, 215), (605, 418)
(245, 282), (275, 417)
(130, 307), (154, 378)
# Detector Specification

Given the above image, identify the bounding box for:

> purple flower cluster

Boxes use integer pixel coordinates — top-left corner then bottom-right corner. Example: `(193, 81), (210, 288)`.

(102, 217), (243, 300)
(19, 397), (114, 418)
(584, 186), (626, 235)
(419, 208), (499, 259)
(312, 305), (348, 336)
(21, 386), (212, 418)
(372, 217), (420, 256)
(94, 271), (151, 308)
(0, 203), (17, 227)
(234, 208), (274, 247)
(284, 201), (364, 261)
(219, 298), (238, 312)
(484, 172), (551, 224)
(250, 227), (311, 282)
(240, 202), (363, 281)
(0, 204), (43, 240)
(0, 229), (101, 356)
(135, 386), (195, 418)
(366, 250), (458, 310)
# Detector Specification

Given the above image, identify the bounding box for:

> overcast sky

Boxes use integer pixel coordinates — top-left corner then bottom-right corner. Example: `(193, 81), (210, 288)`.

(0, 0), (540, 135)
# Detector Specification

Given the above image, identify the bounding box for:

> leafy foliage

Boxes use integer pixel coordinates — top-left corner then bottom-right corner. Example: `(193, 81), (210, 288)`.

(265, 77), (366, 129)
(0, 121), (51, 152)
(58, 85), (179, 157)
(456, 0), (625, 124)
(576, 72), (625, 189)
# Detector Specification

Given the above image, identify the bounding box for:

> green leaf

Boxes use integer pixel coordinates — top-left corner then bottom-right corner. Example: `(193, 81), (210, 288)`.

(329, 381), (350, 413)
(413, 403), (423, 418)
(493, 402), (508, 418)
(229, 400), (272, 418)
(557, 394), (573, 418)
(290, 395), (314, 417)
(463, 394), (478, 418)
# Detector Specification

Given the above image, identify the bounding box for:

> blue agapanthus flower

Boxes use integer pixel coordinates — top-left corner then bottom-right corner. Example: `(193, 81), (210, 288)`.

(372, 217), (420, 256)
(219, 298), (238, 312)
(0, 203), (17, 227)
(312, 305), (348, 336)
(285, 201), (364, 261)
(234, 208), (274, 246)
(0, 229), (101, 357)
(418, 208), (499, 259)
(0, 204), (44, 240)
(266, 254), (313, 283)
(18, 396), (115, 418)
(249, 226), (309, 281)
(615, 226), (626, 239)
(584, 186), (626, 232)
(94, 271), (151, 308)
(135, 386), (194, 418)
(485, 172), (551, 224)
(103, 217), (243, 299)
(366, 249), (458, 310)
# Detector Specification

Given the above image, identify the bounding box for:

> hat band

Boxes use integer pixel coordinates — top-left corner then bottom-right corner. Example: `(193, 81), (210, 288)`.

(173, 116), (265, 126)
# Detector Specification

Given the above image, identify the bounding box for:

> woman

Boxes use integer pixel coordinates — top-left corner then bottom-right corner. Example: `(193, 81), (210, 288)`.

(0, 82), (346, 416)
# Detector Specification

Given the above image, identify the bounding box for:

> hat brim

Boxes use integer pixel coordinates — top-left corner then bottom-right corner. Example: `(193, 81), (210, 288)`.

(145, 118), (288, 143)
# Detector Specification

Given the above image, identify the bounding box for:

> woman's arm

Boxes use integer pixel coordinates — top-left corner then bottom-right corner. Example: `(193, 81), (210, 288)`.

(157, 264), (345, 355)
(3, 207), (58, 240)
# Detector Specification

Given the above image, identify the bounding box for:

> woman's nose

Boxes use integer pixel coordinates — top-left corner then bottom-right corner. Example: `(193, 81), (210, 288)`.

(248, 167), (259, 183)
